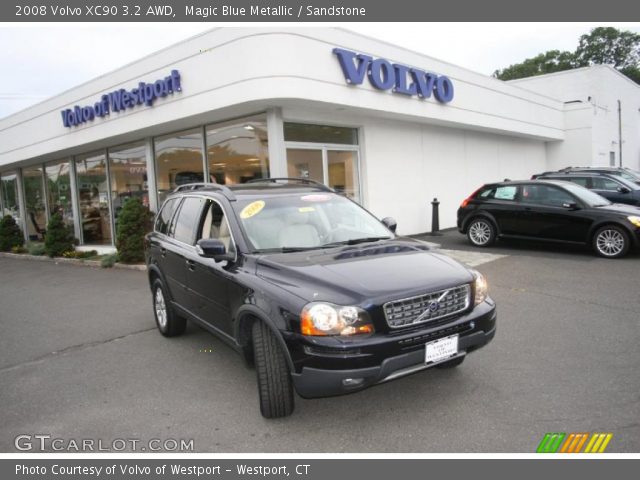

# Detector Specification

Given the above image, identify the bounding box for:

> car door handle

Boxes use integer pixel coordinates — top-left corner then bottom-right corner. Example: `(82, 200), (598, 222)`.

(160, 248), (166, 257)
(524, 207), (532, 211)
(186, 259), (196, 271)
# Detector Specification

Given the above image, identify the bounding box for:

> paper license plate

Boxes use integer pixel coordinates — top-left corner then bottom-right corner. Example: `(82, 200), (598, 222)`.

(425, 334), (459, 364)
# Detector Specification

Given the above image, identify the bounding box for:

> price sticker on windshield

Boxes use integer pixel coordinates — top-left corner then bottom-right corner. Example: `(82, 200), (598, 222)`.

(240, 200), (265, 219)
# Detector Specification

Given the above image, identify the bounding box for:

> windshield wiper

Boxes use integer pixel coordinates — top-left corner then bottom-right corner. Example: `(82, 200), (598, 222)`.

(320, 236), (392, 248)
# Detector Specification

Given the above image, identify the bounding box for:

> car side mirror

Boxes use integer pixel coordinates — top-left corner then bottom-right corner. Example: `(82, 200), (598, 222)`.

(381, 217), (397, 233)
(617, 186), (631, 194)
(562, 202), (579, 210)
(196, 239), (234, 262)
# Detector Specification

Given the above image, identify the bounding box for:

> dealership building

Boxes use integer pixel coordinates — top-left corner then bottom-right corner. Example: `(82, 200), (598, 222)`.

(1, 27), (639, 250)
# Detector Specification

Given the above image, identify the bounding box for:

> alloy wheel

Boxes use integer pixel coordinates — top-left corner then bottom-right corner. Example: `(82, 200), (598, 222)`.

(469, 221), (491, 246)
(596, 229), (625, 257)
(155, 288), (168, 328)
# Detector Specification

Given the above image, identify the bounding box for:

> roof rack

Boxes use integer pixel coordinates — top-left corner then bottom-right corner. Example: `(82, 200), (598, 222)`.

(244, 177), (334, 192)
(172, 183), (236, 200)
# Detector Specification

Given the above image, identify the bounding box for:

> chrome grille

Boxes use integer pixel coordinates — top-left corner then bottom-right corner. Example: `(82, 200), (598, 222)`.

(383, 284), (471, 328)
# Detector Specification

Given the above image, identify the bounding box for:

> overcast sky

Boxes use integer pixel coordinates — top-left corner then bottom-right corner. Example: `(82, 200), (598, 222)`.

(1, 23), (639, 119)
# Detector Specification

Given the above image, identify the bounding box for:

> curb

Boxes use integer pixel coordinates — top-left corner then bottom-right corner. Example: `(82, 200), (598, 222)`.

(0, 252), (147, 271)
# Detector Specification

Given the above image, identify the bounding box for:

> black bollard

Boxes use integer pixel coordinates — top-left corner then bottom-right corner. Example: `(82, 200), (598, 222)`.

(430, 198), (441, 236)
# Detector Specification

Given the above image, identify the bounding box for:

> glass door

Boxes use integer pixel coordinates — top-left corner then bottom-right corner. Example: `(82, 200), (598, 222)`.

(285, 147), (361, 202)
(75, 151), (112, 245)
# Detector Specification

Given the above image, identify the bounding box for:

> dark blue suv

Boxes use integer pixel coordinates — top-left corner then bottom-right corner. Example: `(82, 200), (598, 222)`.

(145, 179), (497, 418)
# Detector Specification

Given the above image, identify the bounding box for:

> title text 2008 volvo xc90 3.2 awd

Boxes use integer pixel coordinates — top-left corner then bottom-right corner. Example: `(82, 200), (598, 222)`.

(145, 178), (497, 418)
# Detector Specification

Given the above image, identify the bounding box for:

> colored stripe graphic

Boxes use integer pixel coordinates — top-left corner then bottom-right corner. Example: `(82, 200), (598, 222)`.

(537, 433), (613, 453)
(536, 433), (565, 453)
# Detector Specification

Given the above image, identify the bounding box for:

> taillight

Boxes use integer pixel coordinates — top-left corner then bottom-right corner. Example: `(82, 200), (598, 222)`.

(460, 186), (483, 208)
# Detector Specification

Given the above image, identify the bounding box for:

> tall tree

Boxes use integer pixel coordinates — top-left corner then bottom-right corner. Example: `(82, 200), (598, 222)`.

(493, 27), (640, 84)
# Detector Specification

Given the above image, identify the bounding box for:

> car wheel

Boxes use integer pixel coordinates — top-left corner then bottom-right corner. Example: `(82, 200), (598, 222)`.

(152, 278), (186, 337)
(435, 356), (465, 369)
(252, 321), (295, 419)
(467, 218), (496, 247)
(593, 225), (630, 259)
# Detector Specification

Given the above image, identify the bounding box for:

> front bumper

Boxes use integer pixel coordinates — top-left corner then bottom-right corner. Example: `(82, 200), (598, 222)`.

(290, 301), (497, 398)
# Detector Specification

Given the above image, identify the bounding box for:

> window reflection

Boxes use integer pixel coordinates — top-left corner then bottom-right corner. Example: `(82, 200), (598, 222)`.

(155, 128), (204, 204)
(22, 166), (46, 241)
(109, 142), (149, 226)
(1, 171), (21, 228)
(206, 115), (269, 184)
(45, 159), (74, 227)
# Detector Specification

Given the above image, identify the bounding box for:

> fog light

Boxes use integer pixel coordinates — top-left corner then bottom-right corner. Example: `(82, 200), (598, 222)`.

(342, 378), (364, 387)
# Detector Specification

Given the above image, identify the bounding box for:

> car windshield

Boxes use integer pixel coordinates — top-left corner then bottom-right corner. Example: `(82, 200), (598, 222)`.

(232, 193), (393, 252)
(560, 182), (612, 207)
(618, 170), (640, 183)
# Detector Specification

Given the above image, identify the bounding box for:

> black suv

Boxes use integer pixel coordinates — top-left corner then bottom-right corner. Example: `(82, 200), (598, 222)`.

(145, 178), (497, 418)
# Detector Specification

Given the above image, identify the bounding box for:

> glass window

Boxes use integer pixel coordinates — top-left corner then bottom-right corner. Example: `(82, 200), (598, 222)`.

(494, 186), (517, 201)
(521, 185), (574, 207)
(206, 115), (269, 185)
(22, 166), (47, 241)
(155, 197), (179, 235)
(284, 123), (358, 145)
(109, 141), (149, 229)
(286, 149), (324, 183)
(563, 176), (589, 187)
(172, 196), (204, 244)
(155, 128), (204, 204)
(592, 177), (621, 191)
(1, 171), (21, 226)
(198, 200), (236, 255)
(76, 151), (112, 245)
(45, 159), (74, 227)
(328, 150), (360, 201)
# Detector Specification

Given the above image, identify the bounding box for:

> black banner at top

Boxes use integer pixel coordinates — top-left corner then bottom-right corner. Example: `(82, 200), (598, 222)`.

(3, 0), (640, 22)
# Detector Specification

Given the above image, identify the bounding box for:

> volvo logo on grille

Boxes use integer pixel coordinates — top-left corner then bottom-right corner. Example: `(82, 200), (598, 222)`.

(428, 301), (440, 313)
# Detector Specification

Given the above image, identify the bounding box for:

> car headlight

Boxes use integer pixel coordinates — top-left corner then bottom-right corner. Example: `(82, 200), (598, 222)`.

(300, 302), (374, 336)
(471, 270), (489, 306)
(627, 216), (640, 228)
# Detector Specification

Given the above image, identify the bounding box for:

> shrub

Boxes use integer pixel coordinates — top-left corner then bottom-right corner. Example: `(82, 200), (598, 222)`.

(116, 197), (152, 263)
(11, 245), (27, 254)
(44, 212), (74, 258)
(0, 215), (24, 252)
(100, 253), (118, 268)
(27, 242), (46, 256)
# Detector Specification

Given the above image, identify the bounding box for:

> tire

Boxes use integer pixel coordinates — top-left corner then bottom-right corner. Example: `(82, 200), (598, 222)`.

(252, 321), (295, 419)
(151, 278), (186, 337)
(592, 225), (630, 259)
(435, 356), (465, 369)
(467, 218), (496, 247)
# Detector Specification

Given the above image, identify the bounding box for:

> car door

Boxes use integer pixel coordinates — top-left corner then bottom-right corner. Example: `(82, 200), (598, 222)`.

(148, 197), (180, 283)
(519, 184), (591, 242)
(484, 185), (525, 235)
(186, 199), (238, 337)
(164, 196), (206, 309)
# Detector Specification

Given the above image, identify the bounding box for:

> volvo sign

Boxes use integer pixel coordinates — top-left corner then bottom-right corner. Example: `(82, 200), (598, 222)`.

(333, 48), (454, 103)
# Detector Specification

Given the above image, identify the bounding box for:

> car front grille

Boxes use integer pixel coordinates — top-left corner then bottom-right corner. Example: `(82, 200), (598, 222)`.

(383, 284), (471, 329)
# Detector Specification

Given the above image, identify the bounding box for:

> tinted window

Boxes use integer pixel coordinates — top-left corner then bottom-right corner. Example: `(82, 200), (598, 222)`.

(155, 198), (179, 234)
(562, 176), (589, 187)
(521, 185), (574, 207)
(172, 197), (205, 244)
(592, 177), (621, 191)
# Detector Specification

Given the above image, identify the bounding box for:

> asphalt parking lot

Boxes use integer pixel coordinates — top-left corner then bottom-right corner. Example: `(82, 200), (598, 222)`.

(1, 232), (639, 453)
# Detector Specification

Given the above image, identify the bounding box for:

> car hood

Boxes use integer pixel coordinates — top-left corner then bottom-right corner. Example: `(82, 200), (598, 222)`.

(594, 203), (640, 216)
(255, 238), (474, 306)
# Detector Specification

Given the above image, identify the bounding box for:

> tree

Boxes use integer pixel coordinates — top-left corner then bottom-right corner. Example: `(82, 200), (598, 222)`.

(44, 212), (74, 257)
(494, 27), (640, 85)
(115, 197), (152, 263)
(575, 27), (640, 69)
(494, 50), (576, 81)
(0, 215), (24, 252)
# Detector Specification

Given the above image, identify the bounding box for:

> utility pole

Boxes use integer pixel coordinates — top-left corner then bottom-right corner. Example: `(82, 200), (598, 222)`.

(618, 100), (623, 167)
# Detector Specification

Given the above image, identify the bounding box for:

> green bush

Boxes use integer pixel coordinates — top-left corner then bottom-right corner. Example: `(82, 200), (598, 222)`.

(44, 212), (74, 258)
(115, 198), (152, 264)
(0, 215), (24, 252)
(27, 242), (46, 256)
(100, 253), (118, 268)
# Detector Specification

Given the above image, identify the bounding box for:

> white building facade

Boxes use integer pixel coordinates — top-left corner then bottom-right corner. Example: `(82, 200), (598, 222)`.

(0, 27), (639, 247)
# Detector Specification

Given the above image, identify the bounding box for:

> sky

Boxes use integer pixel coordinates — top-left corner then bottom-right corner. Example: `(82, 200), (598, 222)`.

(1, 23), (639, 119)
